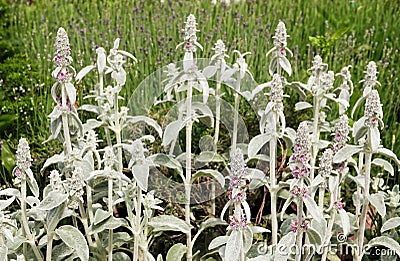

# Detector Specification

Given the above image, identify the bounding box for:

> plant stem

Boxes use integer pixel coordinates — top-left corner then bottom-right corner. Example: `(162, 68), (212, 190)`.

(21, 177), (43, 261)
(310, 95), (320, 181)
(295, 178), (304, 261)
(61, 83), (72, 157)
(46, 204), (65, 261)
(108, 178), (114, 261)
(321, 210), (336, 261)
(270, 112), (278, 246)
(356, 151), (371, 261)
(355, 152), (364, 217)
(79, 202), (94, 247)
(133, 188), (142, 261)
(214, 76), (221, 151)
(318, 185), (325, 209)
(185, 81), (193, 261)
(211, 74), (222, 216)
(232, 77), (241, 152)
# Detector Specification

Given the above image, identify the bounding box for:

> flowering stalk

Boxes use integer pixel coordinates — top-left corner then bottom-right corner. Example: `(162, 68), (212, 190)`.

(231, 51), (251, 152)
(14, 139), (43, 261)
(268, 21), (290, 245)
(356, 89), (383, 260)
(288, 122), (311, 261)
(53, 28), (74, 156)
(211, 39), (228, 152)
(225, 148), (250, 261)
(180, 14), (202, 261)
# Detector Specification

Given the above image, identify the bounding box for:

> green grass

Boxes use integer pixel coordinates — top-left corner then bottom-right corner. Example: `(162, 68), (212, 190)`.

(2, 0), (400, 179)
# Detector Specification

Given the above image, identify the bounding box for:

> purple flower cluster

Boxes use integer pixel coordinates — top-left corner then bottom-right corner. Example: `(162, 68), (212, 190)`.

(291, 185), (308, 198)
(318, 149), (333, 177)
(364, 89), (383, 128)
(289, 122), (311, 179)
(332, 115), (350, 153)
(229, 212), (247, 231)
(334, 200), (344, 210)
(290, 218), (309, 233)
(54, 28), (73, 83)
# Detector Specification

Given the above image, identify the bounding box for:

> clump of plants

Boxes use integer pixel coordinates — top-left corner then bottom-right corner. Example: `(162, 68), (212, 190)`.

(1, 13), (400, 261)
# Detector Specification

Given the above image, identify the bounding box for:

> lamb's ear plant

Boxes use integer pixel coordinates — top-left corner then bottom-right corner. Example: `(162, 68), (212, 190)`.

(333, 62), (400, 261)
(208, 148), (269, 261)
(248, 21), (293, 246)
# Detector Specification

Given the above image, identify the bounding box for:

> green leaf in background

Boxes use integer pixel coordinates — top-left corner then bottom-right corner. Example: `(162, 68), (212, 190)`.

(1, 140), (15, 173)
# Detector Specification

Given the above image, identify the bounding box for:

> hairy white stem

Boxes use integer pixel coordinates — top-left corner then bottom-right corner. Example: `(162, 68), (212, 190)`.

(61, 83), (72, 157)
(295, 178), (305, 261)
(185, 81), (193, 261)
(356, 152), (371, 261)
(270, 112), (278, 246)
(21, 178), (43, 261)
(133, 189), (142, 261)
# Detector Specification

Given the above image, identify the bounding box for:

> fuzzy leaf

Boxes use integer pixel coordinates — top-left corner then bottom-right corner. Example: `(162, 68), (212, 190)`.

(202, 65), (218, 78)
(191, 169), (225, 187)
(113, 252), (131, 261)
(89, 216), (128, 235)
(65, 82), (77, 106)
(132, 164), (150, 192)
(41, 153), (65, 172)
(368, 193), (386, 218)
(279, 56), (292, 76)
(372, 158), (394, 176)
(208, 236), (229, 250)
(339, 209), (350, 235)
(381, 217), (400, 233)
(127, 116), (162, 138)
(369, 126), (380, 152)
(94, 209), (112, 226)
(221, 68), (237, 82)
(25, 168), (39, 198)
(0, 196), (15, 211)
(166, 243), (186, 261)
(199, 218), (227, 231)
(162, 120), (184, 148)
(52, 242), (75, 260)
(243, 226), (253, 252)
(274, 232), (296, 261)
(304, 195), (323, 221)
(377, 148), (400, 166)
(250, 226), (270, 234)
(248, 133), (272, 158)
(353, 117), (368, 143)
(76, 65), (95, 83)
(0, 188), (20, 197)
(149, 215), (192, 234)
(148, 153), (183, 174)
(196, 151), (225, 163)
(295, 101), (313, 111)
(366, 236), (400, 257)
(55, 225), (89, 261)
(333, 145), (363, 163)
(306, 226), (322, 246)
(0, 245), (7, 261)
(225, 230), (242, 261)
(280, 196), (293, 221)
(38, 190), (68, 211)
